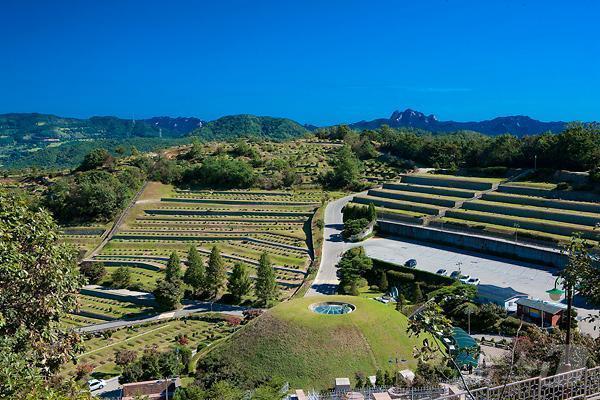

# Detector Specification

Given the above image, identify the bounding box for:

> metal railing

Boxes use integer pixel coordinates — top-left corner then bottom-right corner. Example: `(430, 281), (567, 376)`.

(435, 366), (600, 400)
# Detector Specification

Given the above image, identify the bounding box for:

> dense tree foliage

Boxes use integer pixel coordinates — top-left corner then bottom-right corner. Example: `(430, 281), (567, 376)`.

(317, 123), (599, 172)
(183, 156), (256, 188)
(193, 114), (308, 141)
(204, 246), (226, 299)
(76, 148), (114, 171)
(321, 144), (363, 189)
(337, 247), (373, 295)
(44, 166), (145, 223)
(166, 252), (183, 282)
(254, 253), (278, 306)
(184, 246), (205, 298)
(120, 347), (188, 384)
(154, 278), (184, 310)
(79, 261), (106, 284)
(0, 190), (85, 397)
(227, 263), (252, 304)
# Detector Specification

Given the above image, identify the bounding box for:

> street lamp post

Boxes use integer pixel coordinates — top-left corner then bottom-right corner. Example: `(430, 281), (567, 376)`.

(547, 277), (573, 370)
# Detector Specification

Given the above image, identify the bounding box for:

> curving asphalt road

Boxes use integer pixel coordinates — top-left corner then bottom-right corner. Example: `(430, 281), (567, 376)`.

(305, 193), (359, 296)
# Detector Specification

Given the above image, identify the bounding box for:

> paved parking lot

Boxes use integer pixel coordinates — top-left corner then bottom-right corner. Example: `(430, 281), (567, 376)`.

(360, 236), (598, 335)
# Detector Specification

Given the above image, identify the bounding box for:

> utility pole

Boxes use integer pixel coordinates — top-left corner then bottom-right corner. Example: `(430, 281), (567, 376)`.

(534, 155), (537, 170)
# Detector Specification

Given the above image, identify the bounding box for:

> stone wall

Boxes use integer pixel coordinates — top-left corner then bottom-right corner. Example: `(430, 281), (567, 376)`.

(377, 220), (568, 268)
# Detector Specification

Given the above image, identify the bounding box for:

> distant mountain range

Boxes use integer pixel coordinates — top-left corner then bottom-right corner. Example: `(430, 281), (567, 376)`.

(0, 113), (204, 145)
(348, 108), (569, 136)
(0, 109), (580, 148)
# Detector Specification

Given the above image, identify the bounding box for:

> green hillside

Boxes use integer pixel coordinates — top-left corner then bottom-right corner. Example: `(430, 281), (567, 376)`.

(193, 114), (309, 140)
(197, 295), (431, 390)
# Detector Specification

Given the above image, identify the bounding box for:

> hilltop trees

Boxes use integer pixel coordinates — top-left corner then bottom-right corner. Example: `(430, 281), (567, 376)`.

(184, 246), (205, 298)
(79, 261), (106, 284)
(337, 247), (373, 295)
(255, 252), (278, 306)
(322, 144), (363, 189)
(227, 263), (253, 304)
(0, 190), (85, 397)
(166, 252), (183, 281)
(111, 266), (132, 288)
(77, 148), (114, 171)
(44, 167), (145, 223)
(204, 246), (227, 299)
(155, 252), (185, 310)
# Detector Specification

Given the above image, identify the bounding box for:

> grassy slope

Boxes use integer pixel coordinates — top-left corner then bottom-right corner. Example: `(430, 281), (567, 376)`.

(202, 295), (428, 389)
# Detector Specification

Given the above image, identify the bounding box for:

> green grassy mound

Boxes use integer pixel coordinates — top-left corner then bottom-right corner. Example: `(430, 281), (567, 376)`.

(198, 295), (428, 390)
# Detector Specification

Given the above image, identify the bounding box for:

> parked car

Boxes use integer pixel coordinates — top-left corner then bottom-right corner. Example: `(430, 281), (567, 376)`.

(459, 275), (471, 284)
(466, 277), (481, 286)
(88, 379), (106, 392)
(436, 268), (447, 276)
(405, 259), (417, 268)
(450, 270), (461, 279)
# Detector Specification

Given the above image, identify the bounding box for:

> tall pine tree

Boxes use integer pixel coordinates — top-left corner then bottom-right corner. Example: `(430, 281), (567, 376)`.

(227, 263), (252, 304)
(255, 252), (278, 307)
(205, 246), (226, 299)
(184, 246), (205, 298)
(165, 251), (183, 282)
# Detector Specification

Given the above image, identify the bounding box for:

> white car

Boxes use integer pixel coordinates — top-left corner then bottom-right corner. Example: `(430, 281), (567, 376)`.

(466, 277), (481, 286)
(459, 275), (471, 284)
(88, 379), (106, 391)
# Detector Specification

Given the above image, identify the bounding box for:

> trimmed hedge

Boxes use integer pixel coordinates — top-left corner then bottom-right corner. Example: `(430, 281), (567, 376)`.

(353, 195), (441, 216)
(482, 192), (600, 214)
(462, 200), (600, 227)
(371, 258), (455, 286)
(445, 209), (599, 241)
(401, 175), (495, 191)
(382, 182), (476, 199)
(499, 184), (600, 203)
(368, 188), (459, 207)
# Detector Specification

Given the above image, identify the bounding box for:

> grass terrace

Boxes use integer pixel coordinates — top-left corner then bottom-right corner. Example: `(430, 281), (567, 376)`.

(92, 182), (319, 298)
(74, 294), (155, 321)
(62, 316), (236, 378)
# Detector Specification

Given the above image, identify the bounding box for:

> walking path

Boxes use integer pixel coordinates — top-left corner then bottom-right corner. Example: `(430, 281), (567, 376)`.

(76, 286), (248, 333)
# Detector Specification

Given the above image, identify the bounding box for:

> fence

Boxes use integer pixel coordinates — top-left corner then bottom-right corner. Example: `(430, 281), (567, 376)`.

(436, 366), (600, 400)
(301, 385), (448, 400)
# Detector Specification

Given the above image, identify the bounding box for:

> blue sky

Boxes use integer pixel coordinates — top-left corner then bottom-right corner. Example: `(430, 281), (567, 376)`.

(1, 0), (599, 125)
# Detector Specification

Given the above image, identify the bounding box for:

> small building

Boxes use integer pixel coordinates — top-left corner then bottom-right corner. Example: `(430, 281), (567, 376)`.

(335, 378), (351, 392)
(476, 285), (527, 312)
(516, 298), (566, 328)
(121, 378), (180, 400)
(371, 392), (392, 400)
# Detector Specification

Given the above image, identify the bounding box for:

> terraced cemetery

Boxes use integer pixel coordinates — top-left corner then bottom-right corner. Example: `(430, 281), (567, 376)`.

(349, 173), (600, 248)
(60, 224), (109, 257)
(89, 182), (321, 297)
(63, 316), (237, 377)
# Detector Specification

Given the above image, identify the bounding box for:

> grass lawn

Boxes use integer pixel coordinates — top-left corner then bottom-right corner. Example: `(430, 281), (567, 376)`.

(504, 181), (557, 190)
(199, 295), (436, 390)
(62, 317), (234, 378)
(410, 173), (505, 183)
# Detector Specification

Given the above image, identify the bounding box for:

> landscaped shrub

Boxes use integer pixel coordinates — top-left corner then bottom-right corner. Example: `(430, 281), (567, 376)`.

(342, 218), (370, 239)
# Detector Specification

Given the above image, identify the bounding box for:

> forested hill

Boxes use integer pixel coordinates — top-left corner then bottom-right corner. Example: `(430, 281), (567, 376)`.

(192, 114), (309, 140)
(0, 113), (310, 144)
(0, 113), (204, 144)
(349, 109), (569, 136)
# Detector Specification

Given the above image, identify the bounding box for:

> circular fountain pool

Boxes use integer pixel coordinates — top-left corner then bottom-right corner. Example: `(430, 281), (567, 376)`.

(310, 301), (355, 315)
